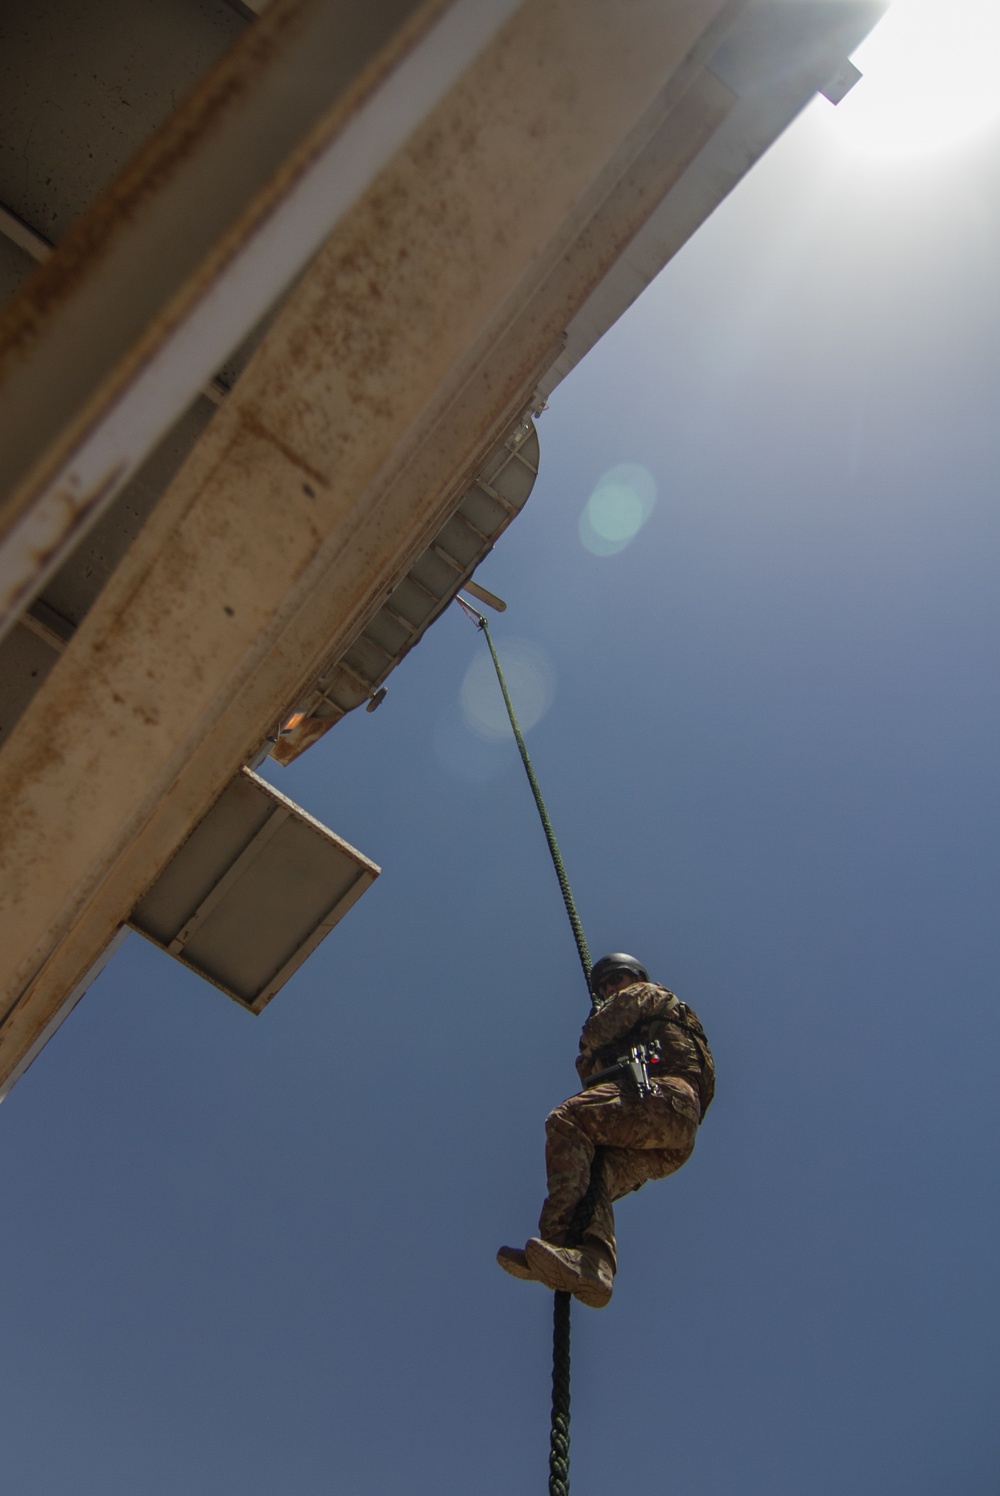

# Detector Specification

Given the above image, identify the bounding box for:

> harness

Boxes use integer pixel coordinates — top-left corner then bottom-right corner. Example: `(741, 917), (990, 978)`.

(582, 1040), (665, 1098)
(587, 998), (708, 1103)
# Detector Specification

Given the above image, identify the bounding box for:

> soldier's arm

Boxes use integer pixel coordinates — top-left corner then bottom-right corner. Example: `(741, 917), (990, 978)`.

(675, 1002), (715, 1116)
(575, 983), (678, 1081)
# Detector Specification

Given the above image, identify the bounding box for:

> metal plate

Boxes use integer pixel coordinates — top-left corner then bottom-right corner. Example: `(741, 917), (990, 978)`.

(129, 768), (379, 1012)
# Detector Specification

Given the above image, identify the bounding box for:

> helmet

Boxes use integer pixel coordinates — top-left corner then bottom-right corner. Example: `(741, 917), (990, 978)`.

(589, 953), (649, 999)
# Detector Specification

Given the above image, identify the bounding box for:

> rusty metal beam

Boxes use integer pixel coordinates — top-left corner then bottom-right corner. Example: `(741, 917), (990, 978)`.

(0, 0), (524, 644)
(0, 200), (241, 415)
(0, 0), (743, 1085)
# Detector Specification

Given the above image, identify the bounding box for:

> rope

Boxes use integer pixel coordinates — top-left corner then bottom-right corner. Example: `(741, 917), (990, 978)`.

(549, 1291), (572, 1493)
(547, 1155), (606, 1494)
(457, 598), (602, 1496)
(458, 600), (592, 990)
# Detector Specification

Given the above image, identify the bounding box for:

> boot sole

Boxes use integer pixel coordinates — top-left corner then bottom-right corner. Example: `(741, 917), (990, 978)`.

(573, 1282), (612, 1309)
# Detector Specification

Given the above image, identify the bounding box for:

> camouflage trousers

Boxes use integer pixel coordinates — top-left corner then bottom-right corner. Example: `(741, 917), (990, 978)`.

(538, 1077), (701, 1272)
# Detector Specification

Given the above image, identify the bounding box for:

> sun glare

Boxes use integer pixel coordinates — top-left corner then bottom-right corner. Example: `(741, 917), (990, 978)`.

(835, 0), (1000, 159)
(461, 640), (554, 740)
(579, 464), (657, 557)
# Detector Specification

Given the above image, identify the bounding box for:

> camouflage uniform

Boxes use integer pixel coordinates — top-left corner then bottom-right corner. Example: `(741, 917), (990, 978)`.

(538, 982), (714, 1271)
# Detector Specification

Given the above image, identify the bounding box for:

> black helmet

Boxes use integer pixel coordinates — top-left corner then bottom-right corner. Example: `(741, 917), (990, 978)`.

(589, 953), (649, 999)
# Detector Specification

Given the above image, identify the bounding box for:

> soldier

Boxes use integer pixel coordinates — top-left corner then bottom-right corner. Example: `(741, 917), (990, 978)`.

(497, 953), (715, 1308)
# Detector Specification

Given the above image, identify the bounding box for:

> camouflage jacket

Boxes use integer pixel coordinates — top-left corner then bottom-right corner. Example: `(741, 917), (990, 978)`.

(575, 982), (715, 1119)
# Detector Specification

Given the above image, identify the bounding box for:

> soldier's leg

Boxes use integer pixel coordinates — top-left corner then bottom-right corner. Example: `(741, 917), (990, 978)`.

(537, 1082), (620, 1250)
(539, 1077), (700, 1263)
(501, 1078), (700, 1304)
(591, 1140), (693, 1255)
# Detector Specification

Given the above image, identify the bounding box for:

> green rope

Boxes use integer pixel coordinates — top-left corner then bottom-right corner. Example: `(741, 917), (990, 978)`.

(474, 612), (592, 990)
(458, 599), (602, 1496)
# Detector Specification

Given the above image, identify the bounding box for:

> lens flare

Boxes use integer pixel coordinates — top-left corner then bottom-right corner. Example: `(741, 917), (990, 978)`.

(580, 463), (657, 556)
(835, 0), (1000, 159)
(460, 639), (555, 740)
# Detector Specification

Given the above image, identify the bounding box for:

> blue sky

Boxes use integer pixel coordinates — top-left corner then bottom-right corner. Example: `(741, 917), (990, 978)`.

(2, 10), (999, 1492)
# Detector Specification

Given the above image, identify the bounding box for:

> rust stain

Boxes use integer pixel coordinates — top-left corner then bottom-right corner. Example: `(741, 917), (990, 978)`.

(0, 0), (455, 376)
(236, 410), (329, 489)
(3, 461), (127, 621)
(0, 1), (317, 365)
(270, 713), (337, 765)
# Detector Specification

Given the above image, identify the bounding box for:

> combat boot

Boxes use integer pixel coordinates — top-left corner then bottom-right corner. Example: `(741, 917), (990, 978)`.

(524, 1237), (614, 1308)
(496, 1244), (536, 1281)
(572, 1244), (615, 1308)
